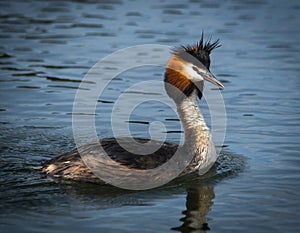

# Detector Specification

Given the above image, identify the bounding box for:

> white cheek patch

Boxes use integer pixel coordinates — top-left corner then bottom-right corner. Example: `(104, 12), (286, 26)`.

(184, 64), (204, 82)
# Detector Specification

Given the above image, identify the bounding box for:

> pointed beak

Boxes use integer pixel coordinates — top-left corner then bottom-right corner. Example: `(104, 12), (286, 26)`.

(192, 65), (224, 89)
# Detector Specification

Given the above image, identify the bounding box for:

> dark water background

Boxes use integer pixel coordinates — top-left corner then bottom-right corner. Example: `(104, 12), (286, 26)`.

(0, 0), (299, 232)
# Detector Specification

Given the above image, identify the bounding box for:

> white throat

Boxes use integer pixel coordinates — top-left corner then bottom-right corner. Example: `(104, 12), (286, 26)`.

(176, 91), (217, 175)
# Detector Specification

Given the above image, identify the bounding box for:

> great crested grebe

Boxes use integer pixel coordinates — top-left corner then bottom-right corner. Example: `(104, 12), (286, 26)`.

(42, 35), (224, 184)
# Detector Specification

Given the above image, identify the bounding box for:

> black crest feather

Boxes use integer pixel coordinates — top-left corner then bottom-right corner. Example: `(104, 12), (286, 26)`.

(174, 32), (221, 69)
(181, 33), (221, 54)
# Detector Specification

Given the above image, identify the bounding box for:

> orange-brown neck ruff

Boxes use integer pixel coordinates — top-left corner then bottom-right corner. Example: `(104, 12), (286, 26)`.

(164, 55), (200, 98)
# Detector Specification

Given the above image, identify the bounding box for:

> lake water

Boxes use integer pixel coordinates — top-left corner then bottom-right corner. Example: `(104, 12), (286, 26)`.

(0, 0), (299, 232)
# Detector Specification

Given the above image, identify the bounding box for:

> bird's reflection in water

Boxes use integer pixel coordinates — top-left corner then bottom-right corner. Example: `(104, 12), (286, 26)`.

(172, 185), (214, 233)
(172, 152), (245, 232)
(67, 180), (215, 233)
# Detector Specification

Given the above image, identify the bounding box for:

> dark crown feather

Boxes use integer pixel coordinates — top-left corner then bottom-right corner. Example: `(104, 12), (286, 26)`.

(172, 33), (221, 70)
(182, 33), (221, 54)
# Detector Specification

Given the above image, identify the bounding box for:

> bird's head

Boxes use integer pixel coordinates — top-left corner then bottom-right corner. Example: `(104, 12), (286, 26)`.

(164, 34), (224, 102)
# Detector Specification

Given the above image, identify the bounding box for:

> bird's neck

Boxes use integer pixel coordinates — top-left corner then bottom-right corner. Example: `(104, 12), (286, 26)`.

(176, 92), (217, 175)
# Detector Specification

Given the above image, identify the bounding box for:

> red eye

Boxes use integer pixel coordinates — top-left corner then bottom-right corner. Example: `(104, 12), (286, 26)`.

(192, 66), (199, 73)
